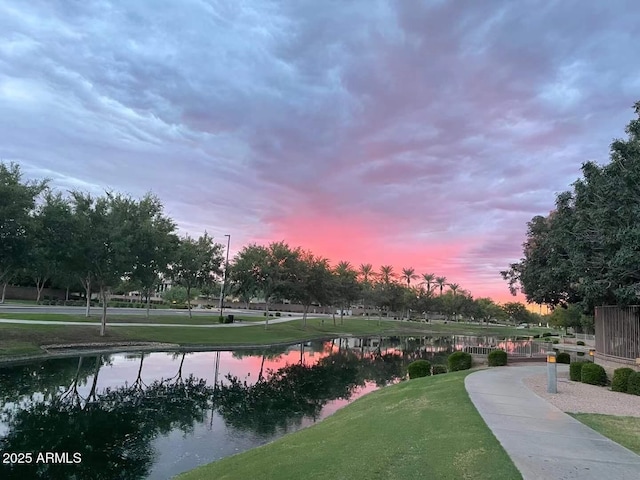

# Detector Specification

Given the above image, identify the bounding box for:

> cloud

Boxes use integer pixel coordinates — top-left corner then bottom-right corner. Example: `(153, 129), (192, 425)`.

(1, 0), (639, 302)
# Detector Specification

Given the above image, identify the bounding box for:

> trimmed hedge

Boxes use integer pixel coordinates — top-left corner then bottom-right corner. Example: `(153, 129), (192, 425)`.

(542, 332), (552, 337)
(611, 368), (635, 393)
(488, 349), (507, 366)
(448, 351), (472, 372)
(628, 371), (640, 396)
(432, 364), (448, 375)
(556, 352), (571, 364)
(576, 340), (585, 346)
(580, 363), (607, 386)
(407, 360), (432, 379)
(569, 361), (588, 381)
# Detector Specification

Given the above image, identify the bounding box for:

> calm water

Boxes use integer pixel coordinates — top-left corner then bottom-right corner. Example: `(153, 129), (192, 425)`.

(0, 335), (523, 479)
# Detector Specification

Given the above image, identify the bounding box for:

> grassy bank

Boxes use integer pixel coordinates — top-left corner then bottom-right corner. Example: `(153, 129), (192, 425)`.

(570, 414), (640, 455)
(0, 318), (443, 359)
(176, 370), (520, 480)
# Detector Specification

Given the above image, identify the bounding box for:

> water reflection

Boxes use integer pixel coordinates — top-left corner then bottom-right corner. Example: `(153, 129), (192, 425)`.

(0, 336), (455, 479)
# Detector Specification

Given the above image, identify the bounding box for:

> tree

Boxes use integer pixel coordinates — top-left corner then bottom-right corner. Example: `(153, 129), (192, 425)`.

(0, 162), (47, 302)
(126, 194), (178, 318)
(502, 302), (533, 324)
(435, 276), (447, 296)
(502, 101), (640, 313)
(421, 273), (435, 296)
(334, 261), (361, 325)
(357, 263), (377, 316)
(24, 191), (75, 303)
(548, 304), (584, 333)
(379, 265), (395, 284)
(288, 251), (333, 327)
(170, 233), (223, 319)
(401, 267), (418, 287)
(230, 241), (300, 328)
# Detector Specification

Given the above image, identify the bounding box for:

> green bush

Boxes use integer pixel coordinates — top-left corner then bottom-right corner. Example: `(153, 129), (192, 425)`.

(628, 371), (640, 396)
(407, 360), (432, 379)
(576, 340), (585, 346)
(580, 363), (607, 386)
(611, 368), (635, 393)
(552, 339), (559, 344)
(542, 332), (552, 337)
(556, 352), (571, 364)
(488, 349), (507, 366)
(275, 312), (281, 317)
(431, 364), (448, 375)
(448, 351), (472, 372)
(577, 351), (585, 356)
(569, 362), (588, 381)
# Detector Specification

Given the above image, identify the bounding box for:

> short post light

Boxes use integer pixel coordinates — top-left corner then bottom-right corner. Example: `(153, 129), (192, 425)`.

(547, 351), (557, 394)
(589, 349), (595, 362)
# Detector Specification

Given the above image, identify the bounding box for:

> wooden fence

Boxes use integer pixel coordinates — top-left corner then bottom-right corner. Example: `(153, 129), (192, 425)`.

(595, 305), (640, 361)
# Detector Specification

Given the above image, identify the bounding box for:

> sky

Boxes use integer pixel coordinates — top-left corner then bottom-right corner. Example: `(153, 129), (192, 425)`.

(2, 1), (640, 303)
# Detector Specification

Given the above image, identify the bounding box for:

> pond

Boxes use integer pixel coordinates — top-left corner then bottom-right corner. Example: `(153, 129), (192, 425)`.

(0, 334), (528, 479)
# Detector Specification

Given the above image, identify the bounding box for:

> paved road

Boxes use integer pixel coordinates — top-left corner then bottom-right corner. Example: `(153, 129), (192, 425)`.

(0, 305), (289, 316)
(0, 316), (305, 328)
(465, 365), (640, 480)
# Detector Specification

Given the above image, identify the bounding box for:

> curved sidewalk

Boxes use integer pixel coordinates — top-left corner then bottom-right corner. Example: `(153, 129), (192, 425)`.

(465, 365), (640, 480)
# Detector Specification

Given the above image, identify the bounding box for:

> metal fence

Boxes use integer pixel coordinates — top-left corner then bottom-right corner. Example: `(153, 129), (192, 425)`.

(595, 305), (640, 361)
(464, 340), (552, 358)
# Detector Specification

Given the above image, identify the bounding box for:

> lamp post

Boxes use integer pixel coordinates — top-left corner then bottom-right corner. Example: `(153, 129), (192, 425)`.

(218, 234), (231, 318)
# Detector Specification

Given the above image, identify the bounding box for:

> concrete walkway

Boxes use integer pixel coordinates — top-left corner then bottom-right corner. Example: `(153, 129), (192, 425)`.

(465, 365), (640, 480)
(0, 316), (304, 328)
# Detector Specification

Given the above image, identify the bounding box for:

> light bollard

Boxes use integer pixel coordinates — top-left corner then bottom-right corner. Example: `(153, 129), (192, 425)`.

(547, 351), (557, 394)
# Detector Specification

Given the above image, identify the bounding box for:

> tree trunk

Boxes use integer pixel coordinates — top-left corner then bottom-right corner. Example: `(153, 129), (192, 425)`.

(146, 290), (151, 319)
(332, 310), (336, 326)
(1, 282), (7, 304)
(186, 286), (193, 319)
(340, 304), (344, 325)
(65, 286), (70, 302)
(81, 276), (92, 317)
(100, 287), (108, 336)
(258, 354), (266, 382)
(35, 277), (47, 304)
(86, 356), (102, 404)
(264, 300), (270, 330)
(302, 304), (309, 328)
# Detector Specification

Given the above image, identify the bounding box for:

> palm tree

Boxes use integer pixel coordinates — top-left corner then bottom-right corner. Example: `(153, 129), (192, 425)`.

(435, 276), (447, 296)
(358, 263), (376, 317)
(421, 273), (435, 296)
(401, 267), (418, 287)
(379, 265), (395, 284)
(358, 263), (375, 283)
(449, 283), (459, 296)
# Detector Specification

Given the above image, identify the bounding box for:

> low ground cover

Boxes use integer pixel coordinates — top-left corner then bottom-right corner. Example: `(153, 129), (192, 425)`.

(570, 414), (640, 455)
(0, 313), (265, 324)
(176, 370), (520, 480)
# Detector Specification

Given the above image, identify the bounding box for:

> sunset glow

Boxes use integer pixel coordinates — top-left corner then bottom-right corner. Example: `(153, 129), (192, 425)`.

(2, 1), (639, 304)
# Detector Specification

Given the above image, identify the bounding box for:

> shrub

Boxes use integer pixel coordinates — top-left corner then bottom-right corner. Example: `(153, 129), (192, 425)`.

(556, 352), (571, 364)
(577, 351), (585, 356)
(275, 312), (281, 317)
(611, 368), (635, 393)
(407, 360), (432, 379)
(569, 361), (588, 381)
(432, 364), (448, 375)
(628, 372), (640, 396)
(576, 340), (585, 346)
(542, 332), (552, 337)
(552, 339), (559, 344)
(488, 349), (508, 366)
(448, 351), (472, 372)
(580, 363), (607, 386)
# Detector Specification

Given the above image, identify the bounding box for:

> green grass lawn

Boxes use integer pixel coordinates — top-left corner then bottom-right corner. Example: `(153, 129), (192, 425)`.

(0, 313), (268, 324)
(569, 414), (640, 455)
(176, 370), (521, 480)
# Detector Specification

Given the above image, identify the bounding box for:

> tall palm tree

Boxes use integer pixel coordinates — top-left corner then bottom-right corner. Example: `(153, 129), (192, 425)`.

(449, 283), (459, 295)
(435, 276), (447, 296)
(421, 273), (435, 295)
(358, 263), (376, 317)
(401, 267), (418, 287)
(358, 263), (375, 283)
(379, 265), (395, 284)
(448, 283), (460, 321)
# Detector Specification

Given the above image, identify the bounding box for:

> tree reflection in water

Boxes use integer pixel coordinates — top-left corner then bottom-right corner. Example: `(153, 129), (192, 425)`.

(0, 338), (449, 479)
